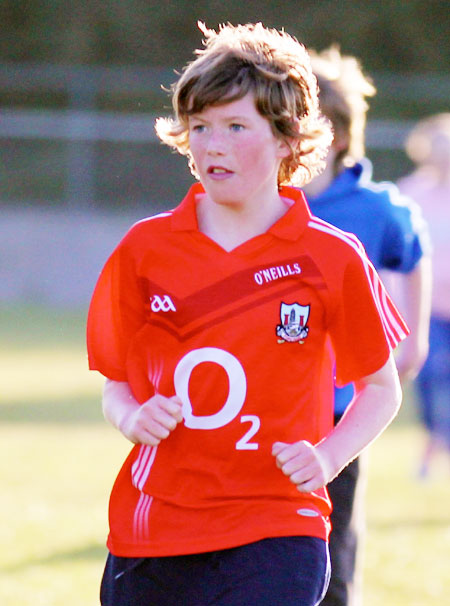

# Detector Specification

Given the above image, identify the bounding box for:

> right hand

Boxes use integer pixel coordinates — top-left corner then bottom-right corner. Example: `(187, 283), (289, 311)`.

(120, 394), (184, 446)
(272, 440), (331, 493)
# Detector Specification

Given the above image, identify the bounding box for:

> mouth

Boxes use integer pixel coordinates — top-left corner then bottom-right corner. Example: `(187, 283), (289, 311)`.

(207, 166), (234, 177)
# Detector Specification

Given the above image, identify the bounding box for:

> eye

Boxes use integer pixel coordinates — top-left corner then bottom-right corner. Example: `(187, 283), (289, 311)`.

(230, 123), (244, 132)
(191, 123), (206, 133)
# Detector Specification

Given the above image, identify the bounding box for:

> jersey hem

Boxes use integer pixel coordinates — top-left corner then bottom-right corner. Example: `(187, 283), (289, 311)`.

(336, 349), (391, 387)
(106, 520), (330, 558)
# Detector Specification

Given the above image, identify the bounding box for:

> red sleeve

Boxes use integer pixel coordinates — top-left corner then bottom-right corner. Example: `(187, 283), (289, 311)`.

(86, 230), (147, 381)
(329, 250), (409, 386)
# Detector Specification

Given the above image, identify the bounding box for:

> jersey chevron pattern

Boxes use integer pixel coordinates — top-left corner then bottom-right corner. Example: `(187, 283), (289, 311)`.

(143, 254), (325, 343)
(87, 184), (408, 557)
(308, 216), (409, 349)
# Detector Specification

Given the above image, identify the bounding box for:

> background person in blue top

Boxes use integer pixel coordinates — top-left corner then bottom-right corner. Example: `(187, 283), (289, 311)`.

(302, 46), (432, 606)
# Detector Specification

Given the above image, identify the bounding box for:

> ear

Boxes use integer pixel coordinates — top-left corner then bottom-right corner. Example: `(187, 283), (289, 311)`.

(277, 136), (295, 159)
(276, 117), (301, 159)
(332, 130), (349, 152)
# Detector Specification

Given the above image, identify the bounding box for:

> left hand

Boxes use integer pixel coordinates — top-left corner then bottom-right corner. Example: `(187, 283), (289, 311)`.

(272, 440), (331, 493)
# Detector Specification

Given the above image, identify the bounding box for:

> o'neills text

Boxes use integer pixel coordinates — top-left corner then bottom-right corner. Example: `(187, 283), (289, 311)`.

(254, 263), (301, 285)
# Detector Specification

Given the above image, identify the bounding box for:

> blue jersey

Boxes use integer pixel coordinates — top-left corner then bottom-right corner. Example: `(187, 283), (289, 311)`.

(306, 159), (429, 415)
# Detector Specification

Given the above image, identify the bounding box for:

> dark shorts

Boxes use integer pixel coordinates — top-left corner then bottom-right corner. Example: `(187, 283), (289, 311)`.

(100, 535), (330, 606)
(321, 456), (361, 606)
(416, 316), (450, 446)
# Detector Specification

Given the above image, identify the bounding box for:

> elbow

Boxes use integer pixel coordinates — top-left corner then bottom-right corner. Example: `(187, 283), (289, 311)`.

(390, 367), (403, 420)
(394, 380), (403, 416)
(101, 378), (125, 426)
(387, 352), (403, 416)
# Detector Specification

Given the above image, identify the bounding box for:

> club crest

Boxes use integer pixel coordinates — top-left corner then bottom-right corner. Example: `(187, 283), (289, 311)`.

(276, 302), (310, 344)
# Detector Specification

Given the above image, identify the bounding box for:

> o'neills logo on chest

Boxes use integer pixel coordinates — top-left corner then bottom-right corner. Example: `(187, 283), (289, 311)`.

(254, 262), (301, 285)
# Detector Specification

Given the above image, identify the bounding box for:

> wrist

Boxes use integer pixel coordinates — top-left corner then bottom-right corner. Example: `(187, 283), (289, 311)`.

(117, 405), (140, 442)
(315, 441), (337, 485)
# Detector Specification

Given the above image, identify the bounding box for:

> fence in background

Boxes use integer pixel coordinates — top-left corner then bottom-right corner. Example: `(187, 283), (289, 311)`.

(1, 63), (448, 307)
(2, 63), (449, 206)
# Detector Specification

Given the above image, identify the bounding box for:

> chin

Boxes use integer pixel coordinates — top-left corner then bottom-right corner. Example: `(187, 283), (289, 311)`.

(204, 185), (242, 207)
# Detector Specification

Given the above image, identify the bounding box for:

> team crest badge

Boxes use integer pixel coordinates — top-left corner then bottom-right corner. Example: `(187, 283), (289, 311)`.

(276, 302), (310, 344)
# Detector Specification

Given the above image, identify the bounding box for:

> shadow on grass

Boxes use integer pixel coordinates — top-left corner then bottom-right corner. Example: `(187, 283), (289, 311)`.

(2, 543), (108, 573)
(370, 516), (450, 530)
(0, 305), (88, 348)
(0, 395), (104, 424)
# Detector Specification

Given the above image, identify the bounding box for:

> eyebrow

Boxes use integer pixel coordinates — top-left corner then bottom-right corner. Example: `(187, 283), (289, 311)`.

(189, 113), (249, 122)
(226, 115), (248, 121)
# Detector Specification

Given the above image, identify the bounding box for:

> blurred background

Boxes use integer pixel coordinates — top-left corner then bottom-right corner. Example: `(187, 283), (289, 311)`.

(1, 0), (449, 307)
(0, 2), (449, 605)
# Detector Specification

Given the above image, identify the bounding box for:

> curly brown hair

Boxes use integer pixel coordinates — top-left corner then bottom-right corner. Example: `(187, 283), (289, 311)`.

(309, 46), (376, 168)
(155, 22), (332, 187)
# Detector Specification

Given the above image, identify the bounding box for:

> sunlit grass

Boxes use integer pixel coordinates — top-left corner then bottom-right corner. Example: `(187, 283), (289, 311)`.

(1, 305), (449, 605)
(0, 305), (103, 422)
(1, 348), (102, 403)
(0, 424), (130, 606)
(364, 424), (450, 606)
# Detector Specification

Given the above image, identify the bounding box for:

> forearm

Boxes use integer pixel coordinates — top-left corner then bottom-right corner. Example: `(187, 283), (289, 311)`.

(102, 378), (184, 445)
(383, 257), (432, 380)
(273, 355), (402, 493)
(316, 355), (402, 481)
(402, 257), (432, 343)
(102, 379), (141, 434)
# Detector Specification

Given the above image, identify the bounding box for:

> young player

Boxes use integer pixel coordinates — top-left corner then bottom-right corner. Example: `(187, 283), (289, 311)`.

(397, 113), (450, 478)
(87, 23), (408, 606)
(302, 47), (431, 606)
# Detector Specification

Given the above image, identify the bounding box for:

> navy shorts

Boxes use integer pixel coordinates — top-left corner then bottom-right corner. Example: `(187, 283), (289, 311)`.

(416, 316), (450, 446)
(100, 535), (330, 606)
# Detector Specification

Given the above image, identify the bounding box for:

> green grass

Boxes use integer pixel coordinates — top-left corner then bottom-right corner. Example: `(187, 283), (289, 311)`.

(364, 424), (450, 605)
(1, 305), (449, 605)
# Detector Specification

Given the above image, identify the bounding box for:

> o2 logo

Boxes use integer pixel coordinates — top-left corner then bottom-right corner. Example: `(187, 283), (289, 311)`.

(174, 347), (260, 450)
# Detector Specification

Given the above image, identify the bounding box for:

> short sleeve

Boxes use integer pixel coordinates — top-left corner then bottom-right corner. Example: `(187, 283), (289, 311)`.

(380, 191), (431, 272)
(86, 231), (147, 381)
(329, 248), (409, 386)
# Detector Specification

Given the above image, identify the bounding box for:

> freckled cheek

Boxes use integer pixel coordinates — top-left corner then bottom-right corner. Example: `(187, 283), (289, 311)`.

(236, 142), (265, 164)
(189, 141), (206, 167)
(238, 144), (277, 173)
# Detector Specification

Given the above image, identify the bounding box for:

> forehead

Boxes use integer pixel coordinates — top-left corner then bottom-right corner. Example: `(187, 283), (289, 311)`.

(189, 92), (262, 121)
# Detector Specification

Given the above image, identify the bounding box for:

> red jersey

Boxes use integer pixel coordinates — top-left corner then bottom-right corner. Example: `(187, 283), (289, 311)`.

(87, 184), (408, 557)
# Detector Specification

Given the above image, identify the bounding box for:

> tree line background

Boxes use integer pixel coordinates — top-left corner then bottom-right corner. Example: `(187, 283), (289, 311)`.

(1, 0), (448, 73)
(0, 1), (449, 210)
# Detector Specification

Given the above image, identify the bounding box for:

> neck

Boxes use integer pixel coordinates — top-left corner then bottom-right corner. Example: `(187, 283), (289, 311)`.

(196, 192), (290, 251)
(434, 165), (450, 186)
(303, 152), (341, 198)
(417, 164), (450, 187)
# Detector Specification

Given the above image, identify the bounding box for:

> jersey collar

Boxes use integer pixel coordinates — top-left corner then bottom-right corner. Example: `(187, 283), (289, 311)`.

(270, 186), (312, 241)
(307, 160), (370, 206)
(171, 183), (312, 241)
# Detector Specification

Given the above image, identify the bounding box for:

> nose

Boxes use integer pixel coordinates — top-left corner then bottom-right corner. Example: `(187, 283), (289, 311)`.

(206, 128), (226, 155)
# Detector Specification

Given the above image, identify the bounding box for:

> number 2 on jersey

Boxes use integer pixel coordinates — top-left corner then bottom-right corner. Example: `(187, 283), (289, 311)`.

(236, 415), (260, 450)
(173, 347), (260, 450)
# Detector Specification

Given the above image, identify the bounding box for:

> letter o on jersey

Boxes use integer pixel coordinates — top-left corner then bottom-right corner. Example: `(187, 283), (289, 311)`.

(174, 347), (247, 430)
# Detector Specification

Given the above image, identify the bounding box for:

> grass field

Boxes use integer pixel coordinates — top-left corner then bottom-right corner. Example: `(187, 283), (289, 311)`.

(1, 305), (449, 605)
